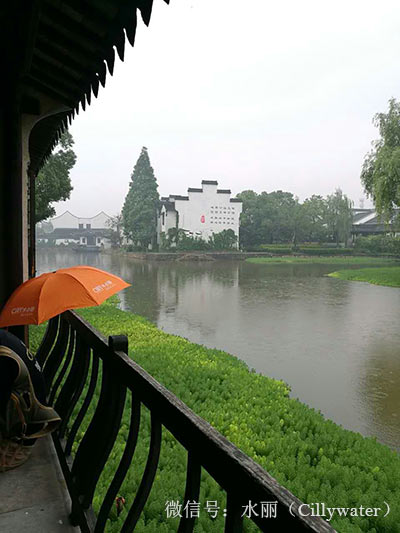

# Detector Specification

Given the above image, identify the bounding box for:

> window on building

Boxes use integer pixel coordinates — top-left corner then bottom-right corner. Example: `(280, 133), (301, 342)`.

(79, 223), (83, 229)
(162, 213), (165, 225)
(86, 223), (91, 229)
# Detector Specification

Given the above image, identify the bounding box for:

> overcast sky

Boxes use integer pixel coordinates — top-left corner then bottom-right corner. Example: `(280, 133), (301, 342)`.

(57, 0), (400, 217)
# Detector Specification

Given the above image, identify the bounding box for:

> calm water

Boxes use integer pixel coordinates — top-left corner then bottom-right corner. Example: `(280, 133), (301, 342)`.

(37, 250), (400, 451)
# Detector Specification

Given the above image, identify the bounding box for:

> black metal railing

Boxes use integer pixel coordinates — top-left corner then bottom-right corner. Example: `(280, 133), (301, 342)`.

(36, 310), (334, 533)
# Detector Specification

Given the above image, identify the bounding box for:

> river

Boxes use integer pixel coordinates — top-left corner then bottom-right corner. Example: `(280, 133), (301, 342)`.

(37, 249), (400, 451)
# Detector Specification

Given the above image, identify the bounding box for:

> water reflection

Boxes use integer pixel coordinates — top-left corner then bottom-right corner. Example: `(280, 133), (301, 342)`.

(37, 250), (400, 450)
(359, 338), (400, 447)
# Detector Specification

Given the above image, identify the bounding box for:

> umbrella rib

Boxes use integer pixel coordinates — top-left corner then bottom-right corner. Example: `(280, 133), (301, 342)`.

(63, 272), (99, 305)
(37, 276), (50, 324)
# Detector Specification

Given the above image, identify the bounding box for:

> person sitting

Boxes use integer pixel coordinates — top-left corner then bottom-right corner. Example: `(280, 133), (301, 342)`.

(0, 329), (60, 472)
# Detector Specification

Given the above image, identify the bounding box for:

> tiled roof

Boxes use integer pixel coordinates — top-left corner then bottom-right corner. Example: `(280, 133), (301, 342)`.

(170, 195), (189, 201)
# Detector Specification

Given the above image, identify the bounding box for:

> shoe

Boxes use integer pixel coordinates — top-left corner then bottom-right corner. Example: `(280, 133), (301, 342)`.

(0, 438), (31, 472)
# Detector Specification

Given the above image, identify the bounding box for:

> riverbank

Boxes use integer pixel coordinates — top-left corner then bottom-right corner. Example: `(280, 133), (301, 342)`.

(30, 300), (400, 532)
(329, 267), (400, 288)
(246, 256), (400, 265)
(108, 250), (276, 261)
(106, 249), (400, 264)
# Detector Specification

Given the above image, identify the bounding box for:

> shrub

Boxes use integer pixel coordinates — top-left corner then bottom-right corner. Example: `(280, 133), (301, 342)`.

(208, 229), (237, 250)
(298, 247), (354, 256)
(354, 235), (400, 256)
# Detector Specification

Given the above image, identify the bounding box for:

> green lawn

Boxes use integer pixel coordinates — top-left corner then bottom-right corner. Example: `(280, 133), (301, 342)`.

(30, 300), (400, 532)
(328, 267), (400, 288)
(246, 256), (399, 265)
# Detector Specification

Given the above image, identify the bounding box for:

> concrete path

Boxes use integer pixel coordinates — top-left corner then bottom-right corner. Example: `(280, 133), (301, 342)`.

(0, 437), (79, 533)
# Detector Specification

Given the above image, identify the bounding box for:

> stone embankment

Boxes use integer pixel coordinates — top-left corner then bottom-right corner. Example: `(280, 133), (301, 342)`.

(112, 251), (276, 261)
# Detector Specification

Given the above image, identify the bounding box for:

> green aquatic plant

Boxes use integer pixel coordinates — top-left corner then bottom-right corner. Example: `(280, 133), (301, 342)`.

(329, 267), (400, 288)
(246, 256), (399, 265)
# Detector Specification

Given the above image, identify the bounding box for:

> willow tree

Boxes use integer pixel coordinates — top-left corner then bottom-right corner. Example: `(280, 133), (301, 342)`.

(326, 189), (353, 246)
(122, 147), (159, 250)
(361, 98), (400, 220)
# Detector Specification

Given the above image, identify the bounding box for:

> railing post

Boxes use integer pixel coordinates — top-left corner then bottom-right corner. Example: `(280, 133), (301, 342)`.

(108, 334), (128, 354)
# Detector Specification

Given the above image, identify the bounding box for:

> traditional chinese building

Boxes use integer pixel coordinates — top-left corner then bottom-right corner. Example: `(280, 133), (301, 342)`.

(37, 211), (113, 248)
(352, 208), (400, 237)
(158, 180), (242, 248)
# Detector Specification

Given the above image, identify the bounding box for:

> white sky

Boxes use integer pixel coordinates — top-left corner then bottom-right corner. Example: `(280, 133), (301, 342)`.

(56, 0), (400, 217)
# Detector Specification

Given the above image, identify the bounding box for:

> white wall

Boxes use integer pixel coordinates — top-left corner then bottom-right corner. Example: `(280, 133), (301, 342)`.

(174, 183), (242, 245)
(55, 238), (79, 245)
(160, 205), (178, 235)
(51, 211), (79, 229)
(79, 212), (112, 229)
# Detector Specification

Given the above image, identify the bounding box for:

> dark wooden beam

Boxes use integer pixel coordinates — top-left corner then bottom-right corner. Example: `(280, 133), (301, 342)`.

(33, 46), (83, 80)
(39, 16), (100, 57)
(25, 76), (76, 107)
(31, 56), (83, 92)
(43, 0), (118, 32)
(41, 11), (105, 47)
(20, 0), (42, 77)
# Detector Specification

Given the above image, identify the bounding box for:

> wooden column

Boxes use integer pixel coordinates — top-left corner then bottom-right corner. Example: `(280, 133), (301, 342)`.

(1, 92), (28, 342)
(28, 166), (37, 279)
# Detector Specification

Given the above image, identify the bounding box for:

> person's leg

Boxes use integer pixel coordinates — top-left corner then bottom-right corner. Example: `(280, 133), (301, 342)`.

(0, 357), (18, 420)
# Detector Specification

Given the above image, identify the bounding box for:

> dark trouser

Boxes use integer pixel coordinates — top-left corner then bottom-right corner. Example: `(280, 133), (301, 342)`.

(0, 357), (18, 419)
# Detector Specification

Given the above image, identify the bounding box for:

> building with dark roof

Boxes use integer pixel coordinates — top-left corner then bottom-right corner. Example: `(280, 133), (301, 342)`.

(37, 210), (113, 247)
(352, 208), (400, 237)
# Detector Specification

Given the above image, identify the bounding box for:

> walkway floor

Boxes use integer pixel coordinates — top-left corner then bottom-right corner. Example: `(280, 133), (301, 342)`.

(0, 436), (79, 533)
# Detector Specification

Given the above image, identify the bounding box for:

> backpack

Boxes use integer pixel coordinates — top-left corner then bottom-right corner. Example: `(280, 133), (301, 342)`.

(0, 333), (60, 441)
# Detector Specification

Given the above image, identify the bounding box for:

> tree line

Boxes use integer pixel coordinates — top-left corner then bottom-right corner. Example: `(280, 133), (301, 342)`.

(237, 189), (353, 249)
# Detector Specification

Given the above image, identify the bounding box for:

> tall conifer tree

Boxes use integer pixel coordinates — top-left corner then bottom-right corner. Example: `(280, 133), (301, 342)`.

(122, 147), (159, 249)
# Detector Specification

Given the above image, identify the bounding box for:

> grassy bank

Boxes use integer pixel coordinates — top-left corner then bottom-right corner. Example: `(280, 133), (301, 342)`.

(329, 267), (400, 288)
(246, 256), (399, 265)
(30, 301), (400, 532)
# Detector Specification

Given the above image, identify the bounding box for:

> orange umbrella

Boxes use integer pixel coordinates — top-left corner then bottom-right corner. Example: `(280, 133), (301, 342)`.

(0, 266), (131, 327)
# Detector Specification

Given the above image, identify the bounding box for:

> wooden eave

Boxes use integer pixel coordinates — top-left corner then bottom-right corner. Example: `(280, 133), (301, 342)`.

(3, 0), (170, 174)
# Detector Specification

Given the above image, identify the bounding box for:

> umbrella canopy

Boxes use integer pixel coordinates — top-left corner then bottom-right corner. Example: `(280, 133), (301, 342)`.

(0, 266), (130, 327)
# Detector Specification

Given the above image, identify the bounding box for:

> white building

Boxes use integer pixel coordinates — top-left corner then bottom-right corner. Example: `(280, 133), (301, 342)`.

(37, 211), (113, 248)
(158, 180), (242, 248)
